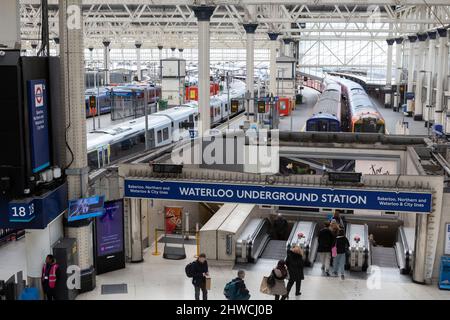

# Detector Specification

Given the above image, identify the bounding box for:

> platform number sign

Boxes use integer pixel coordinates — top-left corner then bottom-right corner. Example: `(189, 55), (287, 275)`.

(9, 200), (36, 223)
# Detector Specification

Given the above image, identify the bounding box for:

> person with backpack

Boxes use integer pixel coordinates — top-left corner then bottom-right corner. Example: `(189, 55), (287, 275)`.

(285, 245), (304, 298)
(185, 253), (209, 300)
(224, 270), (250, 300)
(332, 229), (350, 280)
(317, 221), (334, 276)
(269, 260), (288, 300)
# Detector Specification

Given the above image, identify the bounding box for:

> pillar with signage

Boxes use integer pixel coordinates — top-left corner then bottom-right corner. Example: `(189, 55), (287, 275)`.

(406, 35), (417, 116)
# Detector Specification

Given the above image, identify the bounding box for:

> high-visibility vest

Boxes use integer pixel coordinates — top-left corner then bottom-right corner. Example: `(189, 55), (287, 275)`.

(42, 263), (59, 289)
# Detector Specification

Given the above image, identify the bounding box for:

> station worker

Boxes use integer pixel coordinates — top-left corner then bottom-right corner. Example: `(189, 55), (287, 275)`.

(317, 221), (334, 276)
(285, 245), (305, 298)
(41, 254), (60, 301)
(191, 253), (209, 301)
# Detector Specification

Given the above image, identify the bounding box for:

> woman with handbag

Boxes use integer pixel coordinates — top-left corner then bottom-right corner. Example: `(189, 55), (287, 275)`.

(332, 229), (350, 280)
(285, 245), (304, 298)
(269, 260), (288, 300)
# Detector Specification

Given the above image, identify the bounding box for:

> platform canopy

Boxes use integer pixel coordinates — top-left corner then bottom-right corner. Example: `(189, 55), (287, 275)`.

(19, 1), (450, 49)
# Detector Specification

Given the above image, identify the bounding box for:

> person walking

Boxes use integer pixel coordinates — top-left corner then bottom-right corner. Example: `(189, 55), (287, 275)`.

(285, 245), (304, 298)
(272, 213), (289, 240)
(224, 270), (250, 300)
(270, 260), (288, 300)
(41, 254), (60, 301)
(332, 211), (346, 230)
(188, 253), (209, 300)
(317, 221), (334, 276)
(332, 229), (350, 280)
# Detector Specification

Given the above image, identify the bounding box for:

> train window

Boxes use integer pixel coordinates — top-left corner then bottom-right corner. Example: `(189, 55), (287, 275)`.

(225, 104), (228, 112)
(157, 130), (163, 143)
(88, 151), (99, 169)
(163, 127), (169, 140)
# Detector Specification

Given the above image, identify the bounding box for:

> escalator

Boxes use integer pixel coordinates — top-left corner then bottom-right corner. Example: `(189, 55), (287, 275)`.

(286, 221), (319, 266)
(369, 226), (415, 275)
(346, 223), (370, 271)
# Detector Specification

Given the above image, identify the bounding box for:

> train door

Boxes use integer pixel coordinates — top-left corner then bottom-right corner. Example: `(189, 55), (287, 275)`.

(148, 129), (156, 149)
(97, 145), (110, 168)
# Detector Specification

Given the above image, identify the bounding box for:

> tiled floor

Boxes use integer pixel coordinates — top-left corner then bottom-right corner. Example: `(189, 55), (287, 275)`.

(76, 243), (450, 300)
(0, 239), (27, 281)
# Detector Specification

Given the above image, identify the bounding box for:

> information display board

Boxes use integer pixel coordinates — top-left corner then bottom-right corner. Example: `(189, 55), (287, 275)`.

(27, 79), (50, 173)
(95, 200), (124, 256)
(68, 196), (105, 222)
(94, 199), (125, 275)
(445, 223), (450, 255)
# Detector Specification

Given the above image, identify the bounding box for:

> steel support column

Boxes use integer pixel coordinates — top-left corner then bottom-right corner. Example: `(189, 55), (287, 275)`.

(414, 33), (428, 121)
(406, 35), (417, 116)
(103, 39), (111, 85)
(385, 39), (395, 108)
(243, 23), (258, 121)
(268, 32), (280, 97)
(435, 28), (448, 126)
(193, 5), (215, 135)
(135, 41), (142, 81)
(393, 37), (404, 111)
(425, 31), (437, 126)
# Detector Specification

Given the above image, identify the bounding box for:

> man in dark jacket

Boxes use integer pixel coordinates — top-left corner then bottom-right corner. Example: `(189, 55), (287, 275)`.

(317, 221), (333, 276)
(192, 253), (209, 300)
(284, 245), (304, 299)
(273, 213), (289, 240)
(225, 270), (250, 300)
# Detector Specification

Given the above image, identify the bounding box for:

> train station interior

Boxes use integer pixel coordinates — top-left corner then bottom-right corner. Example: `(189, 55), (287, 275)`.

(1, 0), (450, 302)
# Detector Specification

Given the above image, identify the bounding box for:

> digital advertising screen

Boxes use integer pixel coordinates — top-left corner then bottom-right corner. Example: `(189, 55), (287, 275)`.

(68, 196), (105, 222)
(95, 200), (124, 256)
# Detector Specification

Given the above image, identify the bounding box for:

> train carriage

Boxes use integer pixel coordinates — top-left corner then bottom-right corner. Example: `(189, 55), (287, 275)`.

(306, 82), (342, 132)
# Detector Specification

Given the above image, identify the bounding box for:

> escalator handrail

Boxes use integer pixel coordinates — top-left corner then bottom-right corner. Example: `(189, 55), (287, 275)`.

(398, 226), (412, 256)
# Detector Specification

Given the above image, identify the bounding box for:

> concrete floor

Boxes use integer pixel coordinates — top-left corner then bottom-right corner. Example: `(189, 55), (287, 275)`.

(1, 238), (449, 300)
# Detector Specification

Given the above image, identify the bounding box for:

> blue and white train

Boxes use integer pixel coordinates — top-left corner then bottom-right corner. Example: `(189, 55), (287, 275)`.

(87, 80), (246, 170)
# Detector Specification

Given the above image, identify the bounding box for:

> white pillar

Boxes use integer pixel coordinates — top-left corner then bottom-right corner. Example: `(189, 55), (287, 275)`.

(393, 37), (404, 110)
(193, 5), (215, 135)
(158, 45), (163, 80)
(406, 36), (417, 116)
(135, 41), (142, 81)
(435, 28), (448, 126)
(102, 39), (111, 85)
(243, 23), (258, 120)
(425, 31), (437, 125)
(268, 32), (280, 97)
(414, 33), (428, 121)
(0, 0), (20, 49)
(385, 39), (395, 108)
(59, 0), (92, 273)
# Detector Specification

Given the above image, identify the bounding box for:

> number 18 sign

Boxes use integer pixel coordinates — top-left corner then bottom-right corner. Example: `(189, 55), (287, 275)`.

(9, 199), (36, 223)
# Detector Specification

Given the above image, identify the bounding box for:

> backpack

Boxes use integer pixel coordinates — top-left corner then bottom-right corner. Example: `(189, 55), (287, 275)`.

(185, 262), (195, 278)
(224, 280), (239, 300)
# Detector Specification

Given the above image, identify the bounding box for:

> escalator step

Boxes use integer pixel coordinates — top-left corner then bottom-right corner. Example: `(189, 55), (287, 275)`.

(260, 240), (287, 260)
(371, 246), (398, 268)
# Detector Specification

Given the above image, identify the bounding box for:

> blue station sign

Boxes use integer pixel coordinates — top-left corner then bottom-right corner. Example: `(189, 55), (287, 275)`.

(124, 180), (432, 214)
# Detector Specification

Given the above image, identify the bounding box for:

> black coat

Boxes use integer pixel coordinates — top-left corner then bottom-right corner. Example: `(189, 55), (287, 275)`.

(317, 228), (334, 252)
(335, 236), (350, 254)
(192, 260), (209, 286)
(285, 250), (304, 281)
